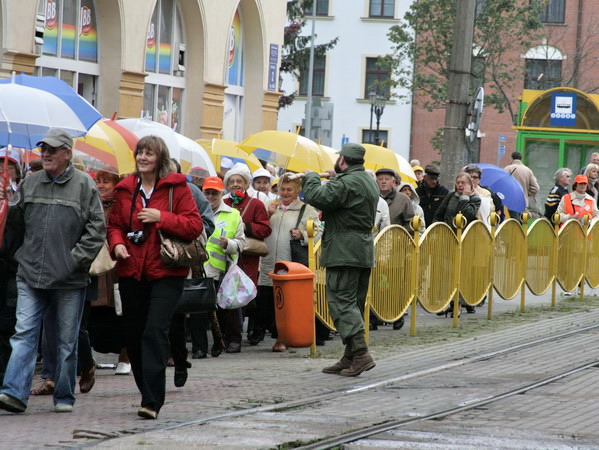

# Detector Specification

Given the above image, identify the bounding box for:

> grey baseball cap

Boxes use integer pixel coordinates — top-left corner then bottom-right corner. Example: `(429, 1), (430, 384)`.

(36, 128), (73, 149)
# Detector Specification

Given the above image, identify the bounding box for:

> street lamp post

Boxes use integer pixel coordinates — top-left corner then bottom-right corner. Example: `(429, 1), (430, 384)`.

(368, 90), (376, 143)
(370, 94), (386, 145)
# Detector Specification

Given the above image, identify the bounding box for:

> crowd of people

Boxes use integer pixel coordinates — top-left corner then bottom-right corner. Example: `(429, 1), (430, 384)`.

(0, 130), (597, 419)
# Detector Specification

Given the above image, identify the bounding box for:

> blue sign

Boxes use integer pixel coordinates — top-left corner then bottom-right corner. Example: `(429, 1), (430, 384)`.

(268, 44), (278, 92)
(550, 92), (577, 127)
(499, 135), (506, 142)
(341, 135), (349, 147)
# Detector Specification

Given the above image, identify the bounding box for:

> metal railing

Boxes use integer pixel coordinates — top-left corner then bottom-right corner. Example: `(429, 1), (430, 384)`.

(307, 213), (599, 341)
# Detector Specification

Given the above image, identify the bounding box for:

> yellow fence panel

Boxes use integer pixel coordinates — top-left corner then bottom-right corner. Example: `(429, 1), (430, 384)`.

(557, 220), (586, 292)
(586, 220), (599, 289)
(418, 222), (459, 313)
(460, 220), (492, 306)
(370, 225), (416, 322)
(310, 240), (336, 331)
(494, 219), (526, 299)
(526, 218), (557, 295)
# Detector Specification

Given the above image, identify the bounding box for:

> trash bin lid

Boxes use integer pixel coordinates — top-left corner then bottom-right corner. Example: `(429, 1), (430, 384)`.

(268, 261), (315, 280)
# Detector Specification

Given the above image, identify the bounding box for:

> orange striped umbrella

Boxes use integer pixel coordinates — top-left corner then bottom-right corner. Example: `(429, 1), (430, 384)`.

(73, 119), (137, 175)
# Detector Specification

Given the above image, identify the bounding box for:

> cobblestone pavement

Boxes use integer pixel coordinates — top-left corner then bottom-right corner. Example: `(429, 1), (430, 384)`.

(1, 287), (598, 449)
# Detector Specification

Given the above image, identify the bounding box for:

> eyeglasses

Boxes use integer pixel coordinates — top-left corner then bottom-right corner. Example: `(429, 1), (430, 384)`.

(40, 143), (65, 154)
(470, 175), (480, 180)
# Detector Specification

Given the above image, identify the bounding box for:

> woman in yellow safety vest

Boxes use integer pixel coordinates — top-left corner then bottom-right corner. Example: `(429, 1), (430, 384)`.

(557, 174), (598, 224)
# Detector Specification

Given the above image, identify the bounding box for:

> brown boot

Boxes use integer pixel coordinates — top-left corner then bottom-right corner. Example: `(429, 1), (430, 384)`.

(79, 361), (96, 394)
(322, 356), (352, 374)
(339, 352), (375, 377)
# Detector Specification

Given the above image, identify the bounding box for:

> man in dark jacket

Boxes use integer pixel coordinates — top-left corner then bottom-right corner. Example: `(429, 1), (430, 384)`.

(375, 168), (414, 229)
(0, 129), (105, 414)
(417, 164), (449, 226)
(302, 143), (379, 377)
(545, 168), (571, 220)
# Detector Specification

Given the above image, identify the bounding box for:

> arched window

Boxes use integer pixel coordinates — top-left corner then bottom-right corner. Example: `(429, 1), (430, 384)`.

(222, 9), (245, 141)
(35, 0), (99, 105)
(524, 45), (564, 90)
(143, 0), (185, 132)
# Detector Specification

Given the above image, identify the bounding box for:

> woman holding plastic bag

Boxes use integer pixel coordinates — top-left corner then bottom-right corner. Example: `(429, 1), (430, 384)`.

(220, 167), (271, 353)
(254, 174), (322, 352)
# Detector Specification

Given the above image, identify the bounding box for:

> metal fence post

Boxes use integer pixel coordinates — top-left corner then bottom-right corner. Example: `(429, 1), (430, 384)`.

(410, 216), (421, 337)
(551, 213), (560, 307)
(307, 217), (317, 358)
(487, 212), (498, 320)
(580, 214), (590, 300)
(520, 212), (530, 312)
(452, 213), (465, 328)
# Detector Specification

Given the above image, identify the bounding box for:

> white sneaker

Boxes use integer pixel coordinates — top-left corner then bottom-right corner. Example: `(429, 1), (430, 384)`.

(115, 362), (131, 375)
(55, 403), (73, 413)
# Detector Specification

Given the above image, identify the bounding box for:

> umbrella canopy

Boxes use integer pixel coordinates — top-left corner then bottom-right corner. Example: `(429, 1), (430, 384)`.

(73, 119), (137, 175)
(239, 130), (331, 173)
(0, 83), (97, 149)
(117, 118), (216, 177)
(362, 143), (416, 183)
(478, 163), (526, 213)
(197, 138), (262, 173)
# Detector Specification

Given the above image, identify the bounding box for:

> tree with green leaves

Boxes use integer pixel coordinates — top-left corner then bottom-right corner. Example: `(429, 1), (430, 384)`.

(278, 0), (338, 109)
(381, 0), (544, 125)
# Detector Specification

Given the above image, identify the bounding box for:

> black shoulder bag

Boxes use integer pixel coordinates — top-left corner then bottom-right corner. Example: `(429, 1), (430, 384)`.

(289, 204), (309, 267)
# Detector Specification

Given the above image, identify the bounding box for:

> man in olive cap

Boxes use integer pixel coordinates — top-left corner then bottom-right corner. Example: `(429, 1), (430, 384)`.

(416, 164), (449, 226)
(0, 128), (105, 414)
(302, 142), (379, 377)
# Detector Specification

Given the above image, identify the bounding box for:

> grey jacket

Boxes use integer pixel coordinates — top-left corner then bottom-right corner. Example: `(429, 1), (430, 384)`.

(13, 163), (106, 289)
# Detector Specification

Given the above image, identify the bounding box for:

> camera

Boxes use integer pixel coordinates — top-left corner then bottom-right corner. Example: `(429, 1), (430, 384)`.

(126, 230), (147, 245)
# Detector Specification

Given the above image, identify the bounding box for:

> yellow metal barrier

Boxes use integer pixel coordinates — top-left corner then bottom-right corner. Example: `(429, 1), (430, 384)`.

(370, 225), (417, 323)
(526, 218), (557, 295)
(417, 222), (459, 313)
(586, 220), (599, 289)
(309, 239), (336, 331)
(557, 219), (586, 292)
(493, 219), (526, 300)
(460, 220), (493, 306)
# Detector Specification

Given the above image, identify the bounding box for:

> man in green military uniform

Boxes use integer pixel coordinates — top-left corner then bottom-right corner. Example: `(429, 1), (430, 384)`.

(302, 143), (379, 376)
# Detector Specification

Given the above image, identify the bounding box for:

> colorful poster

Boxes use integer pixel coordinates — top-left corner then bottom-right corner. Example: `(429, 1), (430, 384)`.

(158, 42), (172, 74)
(61, 0), (76, 59)
(78, 1), (97, 62)
(227, 10), (243, 86)
(145, 19), (157, 72)
(42, 0), (58, 56)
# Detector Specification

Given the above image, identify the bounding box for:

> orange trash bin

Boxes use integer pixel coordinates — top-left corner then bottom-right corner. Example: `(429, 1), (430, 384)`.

(268, 261), (315, 348)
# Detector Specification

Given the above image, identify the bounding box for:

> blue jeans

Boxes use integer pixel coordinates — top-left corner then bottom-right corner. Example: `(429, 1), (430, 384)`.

(1, 282), (85, 407)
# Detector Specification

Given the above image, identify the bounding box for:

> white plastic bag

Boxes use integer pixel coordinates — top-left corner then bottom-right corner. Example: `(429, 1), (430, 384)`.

(217, 263), (257, 309)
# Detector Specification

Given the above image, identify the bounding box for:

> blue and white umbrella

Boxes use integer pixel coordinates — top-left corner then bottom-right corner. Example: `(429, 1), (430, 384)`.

(0, 75), (101, 149)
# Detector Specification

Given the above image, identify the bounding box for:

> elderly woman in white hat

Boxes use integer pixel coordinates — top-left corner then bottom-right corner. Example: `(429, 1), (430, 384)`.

(251, 168), (277, 203)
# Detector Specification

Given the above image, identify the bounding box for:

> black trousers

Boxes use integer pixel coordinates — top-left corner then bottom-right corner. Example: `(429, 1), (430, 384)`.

(119, 276), (184, 413)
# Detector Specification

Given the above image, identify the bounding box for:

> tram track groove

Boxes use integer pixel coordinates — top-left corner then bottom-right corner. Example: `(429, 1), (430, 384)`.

(85, 323), (599, 447)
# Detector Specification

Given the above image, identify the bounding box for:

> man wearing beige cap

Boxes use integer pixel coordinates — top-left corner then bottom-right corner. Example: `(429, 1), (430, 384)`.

(0, 128), (105, 414)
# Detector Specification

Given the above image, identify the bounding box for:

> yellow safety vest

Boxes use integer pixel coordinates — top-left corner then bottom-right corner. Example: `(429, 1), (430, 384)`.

(204, 208), (241, 272)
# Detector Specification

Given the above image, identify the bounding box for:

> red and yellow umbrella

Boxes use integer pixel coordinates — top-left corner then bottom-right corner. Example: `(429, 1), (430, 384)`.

(73, 119), (137, 175)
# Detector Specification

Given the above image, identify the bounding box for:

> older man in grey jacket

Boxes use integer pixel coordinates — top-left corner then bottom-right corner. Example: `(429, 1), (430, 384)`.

(0, 128), (105, 414)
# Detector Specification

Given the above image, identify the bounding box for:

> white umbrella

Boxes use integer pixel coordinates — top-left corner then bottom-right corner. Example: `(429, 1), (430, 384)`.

(117, 118), (216, 177)
(0, 83), (93, 149)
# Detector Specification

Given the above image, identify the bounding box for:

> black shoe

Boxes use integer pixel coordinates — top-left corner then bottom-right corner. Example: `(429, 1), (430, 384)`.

(465, 305), (476, 314)
(316, 339), (325, 346)
(174, 368), (188, 388)
(211, 344), (223, 358)
(192, 351), (207, 359)
(249, 328), (265, 346)
(393, 317), (405, 330)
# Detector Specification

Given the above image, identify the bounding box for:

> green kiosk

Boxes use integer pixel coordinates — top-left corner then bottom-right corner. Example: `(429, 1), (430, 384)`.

(515, 87), (599, 196)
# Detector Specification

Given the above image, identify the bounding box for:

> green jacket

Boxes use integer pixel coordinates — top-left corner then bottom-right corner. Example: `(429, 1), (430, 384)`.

(302, 165), (379, 268)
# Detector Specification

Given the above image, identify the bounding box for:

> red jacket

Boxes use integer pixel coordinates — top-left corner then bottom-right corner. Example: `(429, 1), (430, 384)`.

(224, 196), (271, 284)
(107, 173), (203, 281)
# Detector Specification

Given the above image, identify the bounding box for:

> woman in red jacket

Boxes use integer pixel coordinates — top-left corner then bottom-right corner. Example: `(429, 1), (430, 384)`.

(220, 166), (271, 353)
(107, 136), (202, 420)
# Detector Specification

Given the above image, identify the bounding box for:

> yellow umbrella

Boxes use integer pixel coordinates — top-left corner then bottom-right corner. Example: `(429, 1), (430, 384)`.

(362, 143), (416, 184)
(239, 130), (331, 173)
(197, 138), (262, 173)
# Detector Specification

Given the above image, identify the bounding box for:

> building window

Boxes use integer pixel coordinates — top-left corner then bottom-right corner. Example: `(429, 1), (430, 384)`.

(299, 55), (326, 96)
(36, 0), (99, 105)
(369, 0), (395, 18)
(144, 0), (185, 131)
(304, 0), (329, 16)
(365, 57), (390, 98)
(362, 129), (388, 146)
(539, 0), (565, 24)
(524, 59), (562, 89)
